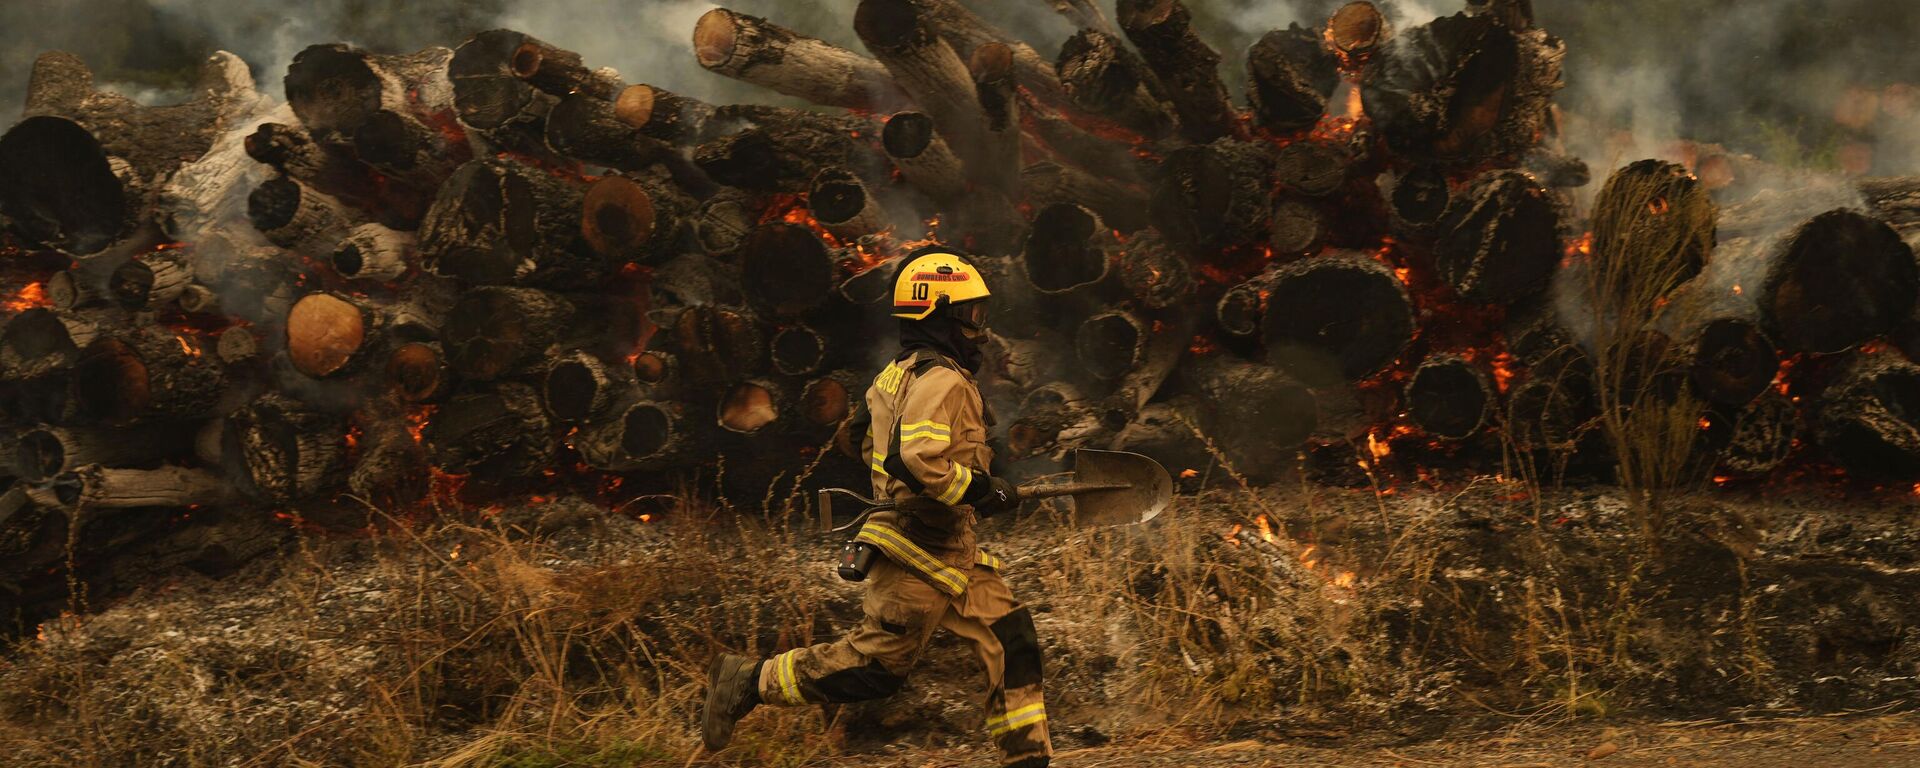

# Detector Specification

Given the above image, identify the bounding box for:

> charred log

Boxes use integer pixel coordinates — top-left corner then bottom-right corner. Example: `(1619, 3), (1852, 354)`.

(1261, 253), (1414, 384)
(582, 175), (685, 266)
(544, 92), (671, 172)
(425, 382), (556, 477)
(809, 167), (892, 241)
(347, 396), (430, 509)
(1720, 390), (1799, 476)
(0, 308), (111, 380)
(441, 286), (577, 380)
(420, 157), (595, 287)
(1021, 203), (1112, 298)
(1683, 318), (1779, 407)
(284, 292), (410, 378)
(689, 190), (758, 259)
(1246, 25), (1339, 134)
(47, 269), (105, 311)
(284, 44), (453, 140)
(509, 37), (623, 100)
(1113, 231), (1194, 309)
(15, 423), (188, 483)
(1270, 197), (1326, 256)
(1434, 169), (1559, 304)
(799, 369), (862, 433)
(631, 349), (683, 400)
(1274, 141), (1352, 197)
(247, 175), (352, 254)
(718, 378), (786, 435)
(692, 106), (879, 192)
(1151, 139), (1276, 253)
(1759, 209), (1916, 354)
(543, 349), (638, 424)
(332, 223), (415, 281)
(969, 43), (1023, 201)
(0, 116), (134, 256)
(1816, 351), (1920, 477)
(1388, 164), (1451, 229)
(108, 247), (192, 310)
(45, 465), (233, 510)
(1361, 11), (1564, 165)
(883, 111), (968, 206)
(1405, 354), (1492, 439)
(668, 304), (765, 385)
(224, 393), (348, 502)
(386, 341), (451, 403)
(1076, 310), (1150, 381)
(694, 8), (910, 111)
(1181, 357), (1317, 478)
(576, 399), (708, 472)
(740, 223), (837, 317)
(70, 325), (224, 422)
(855, 0), (996, 185)
(615, 84), (714, 146)
(1056, 29), (1176, 140)
(449, 30), (562, 145)
(1116, 0), (1241, 143)
(771, 324), (830, 377)
(1021, 160), (1151, 233)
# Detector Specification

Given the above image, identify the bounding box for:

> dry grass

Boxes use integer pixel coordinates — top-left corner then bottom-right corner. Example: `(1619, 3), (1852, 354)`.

(0, 456), (1904, 766)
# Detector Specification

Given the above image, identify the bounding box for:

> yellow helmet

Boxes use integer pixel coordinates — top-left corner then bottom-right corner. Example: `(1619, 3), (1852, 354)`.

(891, 249), (991, 321)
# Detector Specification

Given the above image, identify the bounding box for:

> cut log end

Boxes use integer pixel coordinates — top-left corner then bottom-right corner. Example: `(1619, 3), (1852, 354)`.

(1762, 209), (1917, 354)
(582, 176), (658, 259)
(1262, 254), (1414, 384)
(1076, 311), (1146, 381)
(771, 325), (828, 376)
(387, 341), (449, 402)
(1328, 2), (1388, 55)
(1022, 203), (1109, 295)
(718, 379), (782, 434)
(741, 223), (835, 317)
(286, 293), (369, 378)
(693, 9), (742, 69)
(1406, 354), (1492, 439)
(0, 116), (130, 255)
(1687, 318), (1779, 407)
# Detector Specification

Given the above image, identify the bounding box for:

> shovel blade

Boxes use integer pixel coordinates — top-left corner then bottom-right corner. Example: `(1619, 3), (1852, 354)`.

(1065, 449), (1172, 526)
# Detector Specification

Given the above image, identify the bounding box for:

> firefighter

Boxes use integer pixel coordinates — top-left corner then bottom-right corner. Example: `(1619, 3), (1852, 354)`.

(702, 247), (1051, 768)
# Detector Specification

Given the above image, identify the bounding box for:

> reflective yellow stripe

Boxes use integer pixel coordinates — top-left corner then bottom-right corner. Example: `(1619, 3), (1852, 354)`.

(855, 522), (969, 596)
(976, 550), (1004, 571)
(899, 429), (951, 443)
(869, 451), (887, 475)
(898, 420), (951, 433)
(988, 702), (1047, 735)
(936, 465), (971, 505)
(777, 649), (804, 705)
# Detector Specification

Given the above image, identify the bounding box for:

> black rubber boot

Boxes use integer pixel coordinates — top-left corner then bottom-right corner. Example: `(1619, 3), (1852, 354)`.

(702, 653), (761, 751)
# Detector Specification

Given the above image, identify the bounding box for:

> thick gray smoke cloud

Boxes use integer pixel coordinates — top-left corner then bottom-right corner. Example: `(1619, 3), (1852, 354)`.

(2, 1), (1917, 178)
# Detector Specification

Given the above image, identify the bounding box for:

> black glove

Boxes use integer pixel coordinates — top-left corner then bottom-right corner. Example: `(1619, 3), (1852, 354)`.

(975, 476), (1020, 516)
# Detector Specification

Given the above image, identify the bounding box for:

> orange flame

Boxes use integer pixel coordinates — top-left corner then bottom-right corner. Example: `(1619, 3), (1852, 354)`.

(5, 282), (49, 312)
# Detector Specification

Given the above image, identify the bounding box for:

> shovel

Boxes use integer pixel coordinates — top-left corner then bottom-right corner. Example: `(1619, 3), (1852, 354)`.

(818, 449), (1173, 532)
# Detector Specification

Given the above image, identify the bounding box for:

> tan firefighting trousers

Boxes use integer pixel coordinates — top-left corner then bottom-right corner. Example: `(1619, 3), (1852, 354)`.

(756, 528), (1051, 767)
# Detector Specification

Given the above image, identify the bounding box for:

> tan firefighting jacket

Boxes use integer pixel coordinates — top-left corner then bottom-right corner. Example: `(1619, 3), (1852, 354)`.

(855, 349), (994, 588)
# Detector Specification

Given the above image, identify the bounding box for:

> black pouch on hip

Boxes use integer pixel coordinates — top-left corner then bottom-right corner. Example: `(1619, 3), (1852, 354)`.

(837, 540), (879, 581)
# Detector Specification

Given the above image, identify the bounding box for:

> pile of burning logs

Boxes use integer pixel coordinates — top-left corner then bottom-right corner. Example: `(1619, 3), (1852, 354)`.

(2, 0), (1919, 630)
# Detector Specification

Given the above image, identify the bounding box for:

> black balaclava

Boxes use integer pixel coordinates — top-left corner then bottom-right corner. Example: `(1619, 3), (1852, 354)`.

(899, 302), (984, 373)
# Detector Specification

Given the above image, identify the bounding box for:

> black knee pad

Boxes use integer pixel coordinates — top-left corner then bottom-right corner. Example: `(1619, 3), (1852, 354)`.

(810, 660), (907, 702)
(989, 607), (1044, 690)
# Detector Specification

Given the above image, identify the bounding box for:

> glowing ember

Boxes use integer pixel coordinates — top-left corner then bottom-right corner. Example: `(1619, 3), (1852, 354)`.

(1732, 283), (1743, 296)
(1179, 468), (1199, 479)
(1255, 514), (1277, 543)
(448, 543), (462, 561)
(175, 334), (201, 358)
(1647, 197), (1671, 215)
(406, 406), (434, 444)
(4, 282), (49, 312)
(1489, 352), (1517, 394)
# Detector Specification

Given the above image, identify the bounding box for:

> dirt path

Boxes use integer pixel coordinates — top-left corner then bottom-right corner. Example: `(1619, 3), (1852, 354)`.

(835, 712), (1920, 768)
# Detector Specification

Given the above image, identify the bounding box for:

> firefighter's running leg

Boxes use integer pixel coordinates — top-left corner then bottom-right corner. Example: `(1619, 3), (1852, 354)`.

(942, 562), (1051, 768)
(756, 557), (950, 707)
